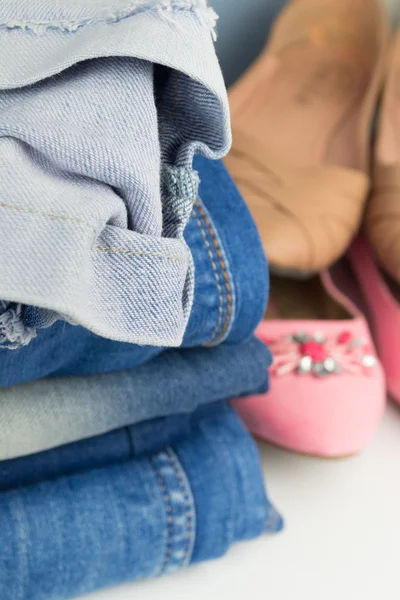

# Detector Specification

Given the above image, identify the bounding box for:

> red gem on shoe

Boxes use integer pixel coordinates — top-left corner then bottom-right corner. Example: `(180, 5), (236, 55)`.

(268, 331), (377, 378)
(300, 341), (327, 362)
(338, 331), (352, 344)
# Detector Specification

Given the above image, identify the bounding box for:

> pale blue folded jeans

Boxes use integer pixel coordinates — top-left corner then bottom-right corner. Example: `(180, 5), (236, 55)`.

(0, 0), (230, 347)
(0, 335), (271, 460)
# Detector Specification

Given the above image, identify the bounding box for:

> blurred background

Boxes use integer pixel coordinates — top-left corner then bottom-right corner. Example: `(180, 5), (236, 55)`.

(211, 0), (400, 87)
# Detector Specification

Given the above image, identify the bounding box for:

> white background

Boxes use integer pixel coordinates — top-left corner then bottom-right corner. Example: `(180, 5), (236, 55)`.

(86, 1), (400, 599)
(85, 405), (400, 600)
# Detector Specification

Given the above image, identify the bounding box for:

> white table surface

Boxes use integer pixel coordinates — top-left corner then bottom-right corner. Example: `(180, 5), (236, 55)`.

(85, 1), (400, 598)
(85, 403), (400, 600)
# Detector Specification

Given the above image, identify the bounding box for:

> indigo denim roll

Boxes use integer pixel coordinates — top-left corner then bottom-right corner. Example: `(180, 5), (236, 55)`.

(0, 157), (268, 387)
(0, 403), (283, 600)
(0, 0), (231, 347)
(0, 336), (271, 460)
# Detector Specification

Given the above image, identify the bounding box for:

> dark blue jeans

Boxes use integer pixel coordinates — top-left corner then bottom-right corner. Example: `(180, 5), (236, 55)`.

(0, 156), (268, 387)
(0, 402), (282, 600)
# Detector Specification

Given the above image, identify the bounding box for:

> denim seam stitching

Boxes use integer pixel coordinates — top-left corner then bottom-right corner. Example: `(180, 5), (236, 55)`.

(165, 448), (195, 566)
(1, 1), (218, 35)
(0, 200), (97, 232)
(150, 454), (174, 575)
(93, 245), (186, 262)
(0, 202), (187, 263)
(193, 207), (224, 342)
(194, 200), (233, 345)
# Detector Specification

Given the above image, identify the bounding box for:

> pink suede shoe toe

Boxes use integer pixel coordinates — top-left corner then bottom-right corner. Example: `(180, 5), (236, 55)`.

(233, 268), (386, 458)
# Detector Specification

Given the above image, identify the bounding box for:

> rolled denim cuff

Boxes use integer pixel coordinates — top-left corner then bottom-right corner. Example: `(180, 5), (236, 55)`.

(0, 153), (266, 386)
(0, 2), (228, 113)
(0, 1), (231, 347)
(0, 166), (197, 347)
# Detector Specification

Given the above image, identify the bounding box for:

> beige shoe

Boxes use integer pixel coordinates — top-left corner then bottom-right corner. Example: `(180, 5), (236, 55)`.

(224, 0), (390, 274)
(366, 30), (400, 283)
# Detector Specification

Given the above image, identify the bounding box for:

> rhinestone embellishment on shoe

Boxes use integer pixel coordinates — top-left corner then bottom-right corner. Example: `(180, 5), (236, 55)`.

(269, 331), (377, 378)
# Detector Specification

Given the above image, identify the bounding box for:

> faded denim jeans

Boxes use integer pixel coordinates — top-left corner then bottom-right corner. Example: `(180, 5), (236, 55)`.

(0, 0), (231, 348)
(0, 401), (283, 600)
(0, 399), (276, 487)
(0, 156), (268, 387)
(0, 335), (271, 460)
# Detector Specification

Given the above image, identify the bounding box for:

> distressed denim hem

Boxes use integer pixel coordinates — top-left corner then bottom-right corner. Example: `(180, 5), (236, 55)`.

(0, 2), (230, 162)
(0, 301), (36, 349)
(0, 166), (198, 347)
(0, 1), (218, 36)
(150, 448), (196, 575)
(0, 2), (232, 348)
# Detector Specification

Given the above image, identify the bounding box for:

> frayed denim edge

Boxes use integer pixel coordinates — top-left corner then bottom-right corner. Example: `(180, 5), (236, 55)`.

(0, 0), (218, 38)
(0, 301), (36, 350)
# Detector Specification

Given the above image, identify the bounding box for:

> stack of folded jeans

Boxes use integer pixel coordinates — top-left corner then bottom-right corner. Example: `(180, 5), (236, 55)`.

(0, 2), (282, 599)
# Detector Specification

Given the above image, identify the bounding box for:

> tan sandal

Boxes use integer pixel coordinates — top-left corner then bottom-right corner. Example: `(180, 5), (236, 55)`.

(367, 29), (400, 283)
(224, 0), (390, 275)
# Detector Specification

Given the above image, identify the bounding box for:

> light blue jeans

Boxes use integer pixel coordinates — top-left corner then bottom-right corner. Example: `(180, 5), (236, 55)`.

(0, 1), (230, 348)
(0, 335), (271, 460)
(0, 402), (283, 600)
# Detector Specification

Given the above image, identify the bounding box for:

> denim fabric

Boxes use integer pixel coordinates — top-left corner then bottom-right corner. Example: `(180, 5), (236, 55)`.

(0, 336), (271, 460)
(0, 403), (282, 600)
(0, 401), (268, 489)
(0, 157), (268, 387)
(0, 1), (230, 348)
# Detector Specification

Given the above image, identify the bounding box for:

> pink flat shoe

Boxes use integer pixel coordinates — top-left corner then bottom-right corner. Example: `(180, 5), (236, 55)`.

(349, 235), (400, 403)
(233, 264), (386, 457)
